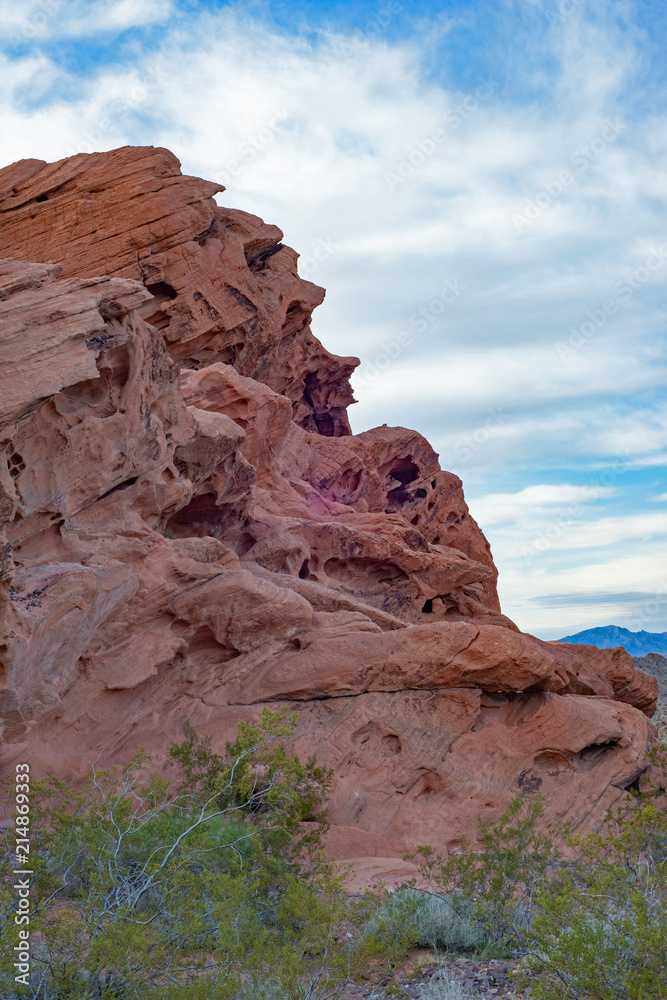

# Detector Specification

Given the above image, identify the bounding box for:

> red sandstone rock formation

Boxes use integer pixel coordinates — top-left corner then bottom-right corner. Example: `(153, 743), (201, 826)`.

(0, 147), (658, 879)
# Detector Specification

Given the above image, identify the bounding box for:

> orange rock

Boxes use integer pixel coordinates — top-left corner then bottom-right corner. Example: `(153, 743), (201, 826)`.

(0, 147), (658, 875)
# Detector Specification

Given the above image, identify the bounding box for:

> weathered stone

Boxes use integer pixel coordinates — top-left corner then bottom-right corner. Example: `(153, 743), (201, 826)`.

(0, 148), (658, 882)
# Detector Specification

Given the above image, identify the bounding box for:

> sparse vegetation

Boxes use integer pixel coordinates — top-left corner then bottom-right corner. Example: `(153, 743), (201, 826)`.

(416, 970), (467, 1000)
(0, 710), (406, 999)
(404, 744), (667, 999)
(2, 725), (665, 999)
(520, 746), (667, 999)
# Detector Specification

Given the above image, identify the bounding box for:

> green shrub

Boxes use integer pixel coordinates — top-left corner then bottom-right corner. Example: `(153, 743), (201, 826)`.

(0, 710), (395, 1000)
(409, 796), (560, 950)
(521, 748), (667, 1000)
(409, 746), (667, 999)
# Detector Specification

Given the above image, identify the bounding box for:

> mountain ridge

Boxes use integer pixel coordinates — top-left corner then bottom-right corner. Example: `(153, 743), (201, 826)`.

(558, 625), (667, 657)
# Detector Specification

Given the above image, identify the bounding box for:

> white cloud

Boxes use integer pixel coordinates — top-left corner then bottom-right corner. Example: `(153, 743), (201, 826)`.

(499, 543), (667, 638)
(5, 0), (173, 43)
(470, 484), (616, 527)
(350, 343), (667, 422)
(1, 3), (666, 639)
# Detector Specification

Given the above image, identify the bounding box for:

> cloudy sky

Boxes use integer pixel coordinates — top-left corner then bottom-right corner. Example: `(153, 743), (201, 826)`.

(2, 0), (667, 639)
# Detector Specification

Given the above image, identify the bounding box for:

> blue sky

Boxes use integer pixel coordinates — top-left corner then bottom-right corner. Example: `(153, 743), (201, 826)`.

(2, 0), (667, 639)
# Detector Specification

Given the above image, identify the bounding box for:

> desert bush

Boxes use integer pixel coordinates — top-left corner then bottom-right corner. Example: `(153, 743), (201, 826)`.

(394, 888), (485, 953)
(0, 709), (397, 1000)
(521, 746), (667, 1000)
(416, 969), (466, 1000)
(408, 747), (667, 999)
(409, 796), (560, 950)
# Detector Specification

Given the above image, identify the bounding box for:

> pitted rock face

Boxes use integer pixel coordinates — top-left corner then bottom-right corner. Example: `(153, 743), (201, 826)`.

(0, 146), (658, 873)
(0, 146), (356, 437)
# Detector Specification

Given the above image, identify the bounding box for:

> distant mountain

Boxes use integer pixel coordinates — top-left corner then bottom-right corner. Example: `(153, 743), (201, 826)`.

(558, 625), (667, 657)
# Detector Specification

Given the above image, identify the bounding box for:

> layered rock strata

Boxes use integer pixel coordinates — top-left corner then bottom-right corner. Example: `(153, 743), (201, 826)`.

(0, 147), (658, 870)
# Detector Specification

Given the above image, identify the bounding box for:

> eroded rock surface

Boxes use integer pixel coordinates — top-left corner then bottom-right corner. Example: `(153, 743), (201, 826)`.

(0, 147), (658, 868)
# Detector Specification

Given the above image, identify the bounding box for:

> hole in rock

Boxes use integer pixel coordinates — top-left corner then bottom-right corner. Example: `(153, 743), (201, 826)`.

(415, 488), (427, 498)
(186, 626), (238, 666)
(8, 453), (25, 478)
(218, 343), (239, 367)
(431, 479), (436, 488)
(282, 300), (308, 337)
(432, 536), (440, 544)
(313, 413), (335, 437)
(410, 515), (419, 525)
(193, 219), (219, 246)
(61, 378), (108, 406)
(98, 476), (138, 502)
(143, 283), (178, 330)
(577, 739), (619, 764)
(388, 459), (420, 486)
(386, 486), (410, 506)
(298, 558), (310, 580)
(422, 599), (433, 613)
(35, 194), (48, 203)
(146, 281), (178, 300)
(623, 775), (642, 794)
(381, 734), (401, 754)
(412, 769), (444, 798)
(236, 532), (256, 557)
(247, 243), (284, 270)
(167, 493), (233, 539)
(352, 722), (401, 755)
(385, 460), (420, 504)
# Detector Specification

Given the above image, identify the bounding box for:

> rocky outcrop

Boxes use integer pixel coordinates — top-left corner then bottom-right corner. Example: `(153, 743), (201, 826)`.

(0, 147), (658, 872)
(0, 147), (356, 437)
(633, 654), (667, 737)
